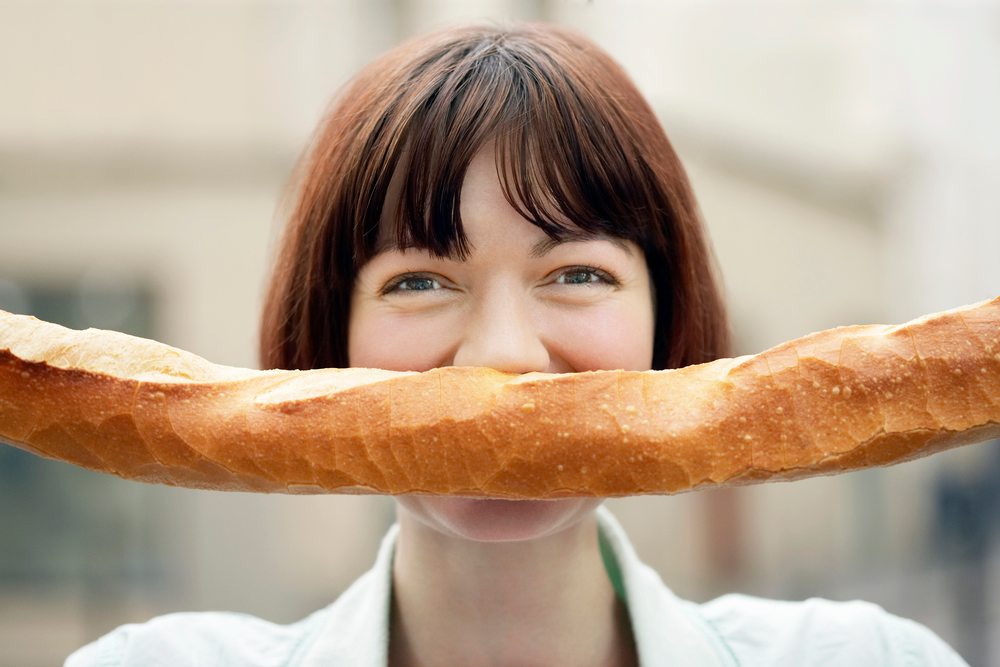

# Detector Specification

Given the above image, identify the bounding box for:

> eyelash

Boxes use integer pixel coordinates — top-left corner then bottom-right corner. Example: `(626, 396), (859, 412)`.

(379, 273), (443, 295)
(379, 266), (620, 295)
(553, 265), (620, 287)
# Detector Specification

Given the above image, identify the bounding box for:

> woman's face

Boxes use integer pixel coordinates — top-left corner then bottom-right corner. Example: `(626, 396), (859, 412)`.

(348, 146), (655, 542)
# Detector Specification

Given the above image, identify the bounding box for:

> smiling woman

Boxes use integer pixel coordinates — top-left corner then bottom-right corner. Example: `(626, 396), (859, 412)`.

(65, 21), (969, 667)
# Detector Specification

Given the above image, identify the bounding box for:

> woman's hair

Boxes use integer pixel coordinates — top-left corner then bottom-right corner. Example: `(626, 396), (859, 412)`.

(260, 22), (729, 372)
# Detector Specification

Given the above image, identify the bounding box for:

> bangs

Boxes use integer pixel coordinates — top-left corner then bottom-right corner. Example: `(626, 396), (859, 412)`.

(352, 28), (658, 263)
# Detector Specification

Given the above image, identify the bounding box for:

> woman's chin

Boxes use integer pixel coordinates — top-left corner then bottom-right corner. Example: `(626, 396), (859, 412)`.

(397, 496), (603, 543)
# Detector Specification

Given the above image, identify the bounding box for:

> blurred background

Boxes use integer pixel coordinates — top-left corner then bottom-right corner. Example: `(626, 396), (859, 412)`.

(2, 0), (999, 664)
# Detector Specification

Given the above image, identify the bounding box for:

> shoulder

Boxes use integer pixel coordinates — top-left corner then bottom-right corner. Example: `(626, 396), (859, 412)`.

(64, 608), (326, 667)
(694, 594), (968, 666)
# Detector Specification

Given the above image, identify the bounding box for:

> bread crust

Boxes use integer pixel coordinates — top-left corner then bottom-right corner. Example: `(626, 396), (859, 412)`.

(1, 297), (998, 498)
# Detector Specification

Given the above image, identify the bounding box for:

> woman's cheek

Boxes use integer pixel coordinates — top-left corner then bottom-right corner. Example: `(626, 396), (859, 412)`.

(544, 301), (654, 372)
(350, 310), (460, 372)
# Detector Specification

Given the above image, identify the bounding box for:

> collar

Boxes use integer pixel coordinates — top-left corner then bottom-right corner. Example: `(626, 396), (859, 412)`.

(595, 505), (734, 666)
(298, 506), (732, 666)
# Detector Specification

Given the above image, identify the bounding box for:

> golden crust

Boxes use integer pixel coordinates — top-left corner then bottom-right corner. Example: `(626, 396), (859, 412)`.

(0, 297), (998, 498)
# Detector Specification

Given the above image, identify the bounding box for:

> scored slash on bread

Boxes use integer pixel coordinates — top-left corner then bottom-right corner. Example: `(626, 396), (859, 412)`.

(1, 297), (998, 498)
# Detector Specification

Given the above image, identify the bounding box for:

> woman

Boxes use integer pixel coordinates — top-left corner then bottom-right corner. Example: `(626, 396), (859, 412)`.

(68, 22), (967, 666)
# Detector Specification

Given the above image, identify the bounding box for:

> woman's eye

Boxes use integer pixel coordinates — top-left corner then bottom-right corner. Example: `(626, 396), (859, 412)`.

(381, 273), (443, 295)
(554, 266), (619, 287)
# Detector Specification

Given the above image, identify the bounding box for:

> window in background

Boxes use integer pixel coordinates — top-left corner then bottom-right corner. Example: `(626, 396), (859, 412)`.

(0, 276), (168, 591)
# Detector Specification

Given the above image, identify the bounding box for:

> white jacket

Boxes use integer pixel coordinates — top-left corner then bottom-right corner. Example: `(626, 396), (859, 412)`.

(66, 506), (967, 666)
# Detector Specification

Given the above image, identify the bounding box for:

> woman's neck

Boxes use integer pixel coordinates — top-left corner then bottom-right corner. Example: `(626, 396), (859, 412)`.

(388, 508), (638, 667)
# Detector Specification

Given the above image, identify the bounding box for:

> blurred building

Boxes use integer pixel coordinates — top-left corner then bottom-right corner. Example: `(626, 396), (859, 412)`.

(1, 1), (998, 665)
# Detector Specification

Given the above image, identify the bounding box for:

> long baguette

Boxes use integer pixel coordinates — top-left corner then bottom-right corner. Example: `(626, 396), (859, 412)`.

(1, 297), (998, 498)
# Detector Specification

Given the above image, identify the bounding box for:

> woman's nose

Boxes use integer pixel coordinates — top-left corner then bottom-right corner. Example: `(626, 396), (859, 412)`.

(451, 290), (551, 374)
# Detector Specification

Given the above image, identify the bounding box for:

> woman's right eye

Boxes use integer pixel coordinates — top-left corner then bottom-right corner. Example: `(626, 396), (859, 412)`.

(380, 273), (444, 295)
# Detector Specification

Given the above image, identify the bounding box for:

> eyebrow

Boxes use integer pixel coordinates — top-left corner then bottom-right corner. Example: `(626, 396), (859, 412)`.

(529, 231), (635, 258)
(373, 229), (634, 258)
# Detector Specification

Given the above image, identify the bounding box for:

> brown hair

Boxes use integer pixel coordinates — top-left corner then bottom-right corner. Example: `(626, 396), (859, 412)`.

(260, 22), (729, 372)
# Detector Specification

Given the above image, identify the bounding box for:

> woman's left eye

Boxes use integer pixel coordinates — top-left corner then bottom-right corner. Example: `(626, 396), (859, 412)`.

(380, 273), (445, 295)
(553, 266), (619, 286)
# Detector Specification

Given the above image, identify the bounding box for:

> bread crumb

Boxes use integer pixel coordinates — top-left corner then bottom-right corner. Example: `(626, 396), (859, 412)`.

(520, 401), (535, 413)
(843, 386), (853, 398)
(625, 405), (637, 414)
(776, 406), (784, 414)
(831, 386), (841, 396)
(743, 434), (753, 441)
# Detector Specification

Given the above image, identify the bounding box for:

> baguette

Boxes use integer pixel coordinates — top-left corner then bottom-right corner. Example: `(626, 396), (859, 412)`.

(1, 297), (998, 498)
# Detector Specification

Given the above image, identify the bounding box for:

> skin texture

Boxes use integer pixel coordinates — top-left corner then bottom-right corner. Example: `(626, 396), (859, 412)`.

(348, 146), (653, 666)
